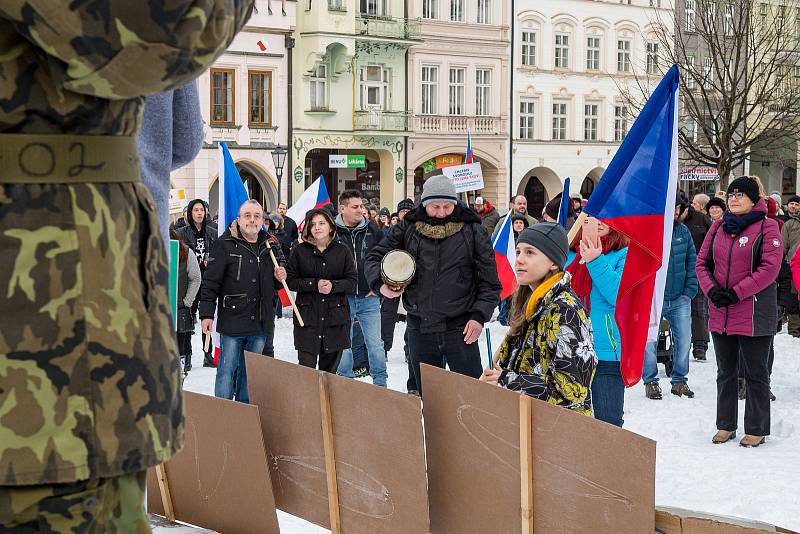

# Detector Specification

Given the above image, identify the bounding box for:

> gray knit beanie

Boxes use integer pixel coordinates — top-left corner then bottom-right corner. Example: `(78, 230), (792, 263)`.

(421, 174), (458, 207)
(517, 223), (569, 267)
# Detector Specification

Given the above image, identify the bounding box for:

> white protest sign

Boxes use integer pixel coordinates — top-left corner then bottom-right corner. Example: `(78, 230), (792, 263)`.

(169, 188), (187, 215)
(441, 163), (484, 193)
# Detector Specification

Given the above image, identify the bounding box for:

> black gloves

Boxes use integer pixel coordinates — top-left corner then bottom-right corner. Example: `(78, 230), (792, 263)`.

(708, 287), (739, 308)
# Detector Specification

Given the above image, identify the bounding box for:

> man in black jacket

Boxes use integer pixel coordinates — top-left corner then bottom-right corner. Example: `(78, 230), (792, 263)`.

(179, 198), (219, 366)
(199, 199), (287, 403)
(365, 175), (502, 394)
(334, 190), (388, 387)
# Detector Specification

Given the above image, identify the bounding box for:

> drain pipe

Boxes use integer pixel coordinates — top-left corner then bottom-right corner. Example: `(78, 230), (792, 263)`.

(508, 0), (515, 203)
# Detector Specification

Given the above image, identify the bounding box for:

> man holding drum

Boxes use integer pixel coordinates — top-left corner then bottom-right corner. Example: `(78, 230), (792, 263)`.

(365, 175), (502, 394)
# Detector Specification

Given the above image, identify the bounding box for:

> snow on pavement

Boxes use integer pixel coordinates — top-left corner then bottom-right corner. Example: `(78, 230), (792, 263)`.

(154, 318), (800, 533)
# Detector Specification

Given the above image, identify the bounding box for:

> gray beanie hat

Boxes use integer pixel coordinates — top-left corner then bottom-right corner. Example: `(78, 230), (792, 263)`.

(421, 174), (458, 207)
(517, 222), (569, 267)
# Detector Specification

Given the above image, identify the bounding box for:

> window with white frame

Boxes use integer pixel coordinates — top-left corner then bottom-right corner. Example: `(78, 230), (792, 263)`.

(449, 67), (465, 115)
(617, 39), (631, 72)
(686, 118), (698, 143)
(362, 0), (388, 16)
(310, 63), (327, 110)
(520, 100), (535, 139)
(422, 0), (438, 19)
(647, 42), (659, 74)
(476, 69), (491, 116)
(686, 0), (696, 32)
(421, 65), (439, 115)
(360, 65), (388, 110)
(614, 105), (628, 141)
(686, 55), (695, 89)
(477, 0), (491, 24)
(759, 3), (768, 30)
(705, 4), (716, 29)
(704, 57), (713, 85)
(522, 31), (537, 66)
(725, 2), (734, 35)
(555, 33), (570, 69)
(586, 36), (601, 70)
(552, 102), (567, 140)
(450, 0), (464, 22)
(584, 104), (598, 141)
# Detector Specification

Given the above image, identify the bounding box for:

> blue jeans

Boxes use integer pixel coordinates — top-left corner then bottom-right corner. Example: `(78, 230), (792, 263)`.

(337, 295), (388, 387)
(642, 296), (691, 385)
(216, 333), (267, 403)
(592, 360), (624, 427)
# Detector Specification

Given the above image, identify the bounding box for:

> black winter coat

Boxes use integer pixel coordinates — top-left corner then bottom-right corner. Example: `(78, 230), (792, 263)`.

(682, 206), (712, 252)
(286, 240), (358, 353)
(334, 215), (384, 295)
(365, 205), (502, 333)
(178, 220), (218, 264)
(198, 222), (285, 337)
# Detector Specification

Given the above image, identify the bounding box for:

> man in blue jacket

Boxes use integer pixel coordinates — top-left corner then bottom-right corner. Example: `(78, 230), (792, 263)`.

(642, 199), (698, 399)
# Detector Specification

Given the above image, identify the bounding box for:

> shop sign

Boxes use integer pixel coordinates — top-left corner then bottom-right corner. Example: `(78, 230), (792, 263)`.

(329, 154), (366, 169)
(679, 167), (719, 181)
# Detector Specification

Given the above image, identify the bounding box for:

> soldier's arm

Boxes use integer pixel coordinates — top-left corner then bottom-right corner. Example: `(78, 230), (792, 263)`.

(1, 0), (254, 99)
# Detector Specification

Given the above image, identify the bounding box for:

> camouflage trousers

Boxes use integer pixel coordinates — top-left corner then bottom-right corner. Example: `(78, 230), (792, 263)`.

(0, 471), (150, 533)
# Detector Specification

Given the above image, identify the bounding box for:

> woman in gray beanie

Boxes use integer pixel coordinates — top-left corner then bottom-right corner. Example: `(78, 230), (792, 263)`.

(481, 223), (597, 414)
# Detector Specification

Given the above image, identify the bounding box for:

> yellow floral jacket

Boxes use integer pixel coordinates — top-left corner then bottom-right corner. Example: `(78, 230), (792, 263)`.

(497, 272), (597, 415)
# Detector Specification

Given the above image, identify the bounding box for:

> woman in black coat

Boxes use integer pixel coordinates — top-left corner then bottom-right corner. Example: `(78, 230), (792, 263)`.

(286, 209), (358, 372)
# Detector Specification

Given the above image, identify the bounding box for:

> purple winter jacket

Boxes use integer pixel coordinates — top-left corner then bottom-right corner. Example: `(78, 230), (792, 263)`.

(696, 199), (783, 337)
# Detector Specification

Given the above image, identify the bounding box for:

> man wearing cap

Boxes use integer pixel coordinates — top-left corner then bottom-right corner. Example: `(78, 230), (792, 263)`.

(365, 175), (502, 394)
(473, 196), (500, 236)
(781, 195), (800, 337)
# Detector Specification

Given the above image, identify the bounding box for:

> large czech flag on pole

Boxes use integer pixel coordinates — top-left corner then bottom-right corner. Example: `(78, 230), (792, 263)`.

(582, 65), (679, 387)
(492, 214), (517, 300)
(286, 176), (331, 231)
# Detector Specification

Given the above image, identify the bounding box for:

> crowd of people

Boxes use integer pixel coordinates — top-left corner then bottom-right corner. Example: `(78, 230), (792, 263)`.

(171, 174), (800, 449)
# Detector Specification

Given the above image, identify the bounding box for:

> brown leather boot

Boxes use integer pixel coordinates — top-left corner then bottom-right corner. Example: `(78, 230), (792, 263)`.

(711, 430), (736, 444)
(740, 435), (765, 447)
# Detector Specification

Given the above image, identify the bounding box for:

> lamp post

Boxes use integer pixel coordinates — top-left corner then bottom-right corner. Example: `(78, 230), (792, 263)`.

(271, 146), (287, 208)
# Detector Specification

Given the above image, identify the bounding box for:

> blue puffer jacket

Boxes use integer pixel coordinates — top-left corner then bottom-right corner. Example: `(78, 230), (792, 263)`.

(566, 248), (627, 362)
(663, 222), (698, 301)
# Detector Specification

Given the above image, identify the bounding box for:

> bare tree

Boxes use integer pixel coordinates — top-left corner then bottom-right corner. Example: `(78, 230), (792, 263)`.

(620, 0), (800, 190)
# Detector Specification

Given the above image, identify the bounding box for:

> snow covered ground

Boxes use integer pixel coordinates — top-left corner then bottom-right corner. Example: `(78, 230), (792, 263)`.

(154, 318), (800, 533)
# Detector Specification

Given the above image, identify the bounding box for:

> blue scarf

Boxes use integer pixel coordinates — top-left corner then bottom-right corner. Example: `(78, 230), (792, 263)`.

(722, 209), (765, 235)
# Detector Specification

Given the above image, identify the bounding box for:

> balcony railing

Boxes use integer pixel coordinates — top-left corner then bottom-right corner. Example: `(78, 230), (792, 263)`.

(356, 14), (421, 40)
(355, 110), (411, 131)
(414, 115), (505, 135)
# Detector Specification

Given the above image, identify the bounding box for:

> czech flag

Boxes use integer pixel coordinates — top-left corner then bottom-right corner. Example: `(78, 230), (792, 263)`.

(557, 177), (571, 229)
(492, 213), (517, 300)
(582, 65), (679, 387)
(286, 176), (331, 231)
(464, 129), (474, 164)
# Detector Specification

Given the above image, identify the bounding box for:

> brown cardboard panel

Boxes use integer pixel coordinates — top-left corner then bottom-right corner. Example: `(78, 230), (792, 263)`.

(145, 392), (279, 534)
(245, 352), (330, 529)
(529, 394), (656, 533)
(421, 364), (656, 534)
(421, 364), (524, 534)
(656, 507), (798, 534)
(326, 372), (430, 534)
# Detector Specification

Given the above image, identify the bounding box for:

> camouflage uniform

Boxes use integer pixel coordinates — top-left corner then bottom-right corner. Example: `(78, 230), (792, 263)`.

(0, 1), (253, 531)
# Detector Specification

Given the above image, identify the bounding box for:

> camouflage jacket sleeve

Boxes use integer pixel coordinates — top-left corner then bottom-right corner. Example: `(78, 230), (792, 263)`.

(1, 0), (254, 99)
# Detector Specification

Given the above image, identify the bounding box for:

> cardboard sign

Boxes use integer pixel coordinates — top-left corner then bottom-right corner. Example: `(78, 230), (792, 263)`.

(169, 188), (187, 214)
(421, 364), (656, 534)
(655, 508), (800, 534)
(441, 163), (484, 193)
(146, 392), (280, 534)
(245, 353), (331, 528)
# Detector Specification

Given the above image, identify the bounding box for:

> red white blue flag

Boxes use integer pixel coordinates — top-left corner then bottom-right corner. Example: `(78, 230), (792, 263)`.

(582, 65), (679, 387)
(286, 176), (331, 231)
(492, 213), (517, 300)
(464, 129), (474, 164)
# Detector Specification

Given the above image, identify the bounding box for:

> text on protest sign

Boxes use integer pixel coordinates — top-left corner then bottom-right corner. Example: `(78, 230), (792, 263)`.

(441, 163), (484, 193)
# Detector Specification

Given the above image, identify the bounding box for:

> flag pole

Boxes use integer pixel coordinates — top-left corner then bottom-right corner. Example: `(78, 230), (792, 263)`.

(567, 212), (588, 248)
(263, 238), (305, 327)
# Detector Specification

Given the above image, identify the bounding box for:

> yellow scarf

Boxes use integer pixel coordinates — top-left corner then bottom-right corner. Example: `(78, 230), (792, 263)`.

(524, 272), (564, 320)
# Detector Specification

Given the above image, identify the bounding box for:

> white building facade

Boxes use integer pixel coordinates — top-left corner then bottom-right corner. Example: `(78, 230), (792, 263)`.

(170, 0), (296, 216)
(512, 0), (670, 216)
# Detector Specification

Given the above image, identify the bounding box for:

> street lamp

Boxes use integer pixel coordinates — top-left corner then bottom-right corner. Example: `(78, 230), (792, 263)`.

(271, 146), (287, 207)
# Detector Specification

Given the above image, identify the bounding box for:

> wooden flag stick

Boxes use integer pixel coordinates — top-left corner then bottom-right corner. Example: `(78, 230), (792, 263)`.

(319, 374), (342, 534)
(567, 211), (588, 248)
(519, 394), (534, 534)
(264, 240), (305, 327)
(155, 464), (176, 522)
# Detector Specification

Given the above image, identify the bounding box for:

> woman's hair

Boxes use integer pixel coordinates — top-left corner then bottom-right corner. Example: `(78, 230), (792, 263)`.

(169, 228), (188, 262)
(506, 265), (563, 337)
(750, 175), (767, 198)
(301, 208), (337, 243)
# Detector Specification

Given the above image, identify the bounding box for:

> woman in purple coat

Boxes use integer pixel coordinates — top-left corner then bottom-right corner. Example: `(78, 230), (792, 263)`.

(696, 177), (783, 448)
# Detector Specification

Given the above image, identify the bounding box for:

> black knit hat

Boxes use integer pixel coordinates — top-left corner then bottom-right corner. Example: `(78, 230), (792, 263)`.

(705, 196), (726, 213)
(397, 198), (415, 212)
(727, 176), (760, 204)
(517, 223), (569, 267)
(788, 195), (800, 205)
